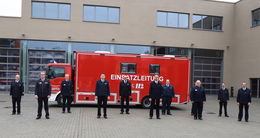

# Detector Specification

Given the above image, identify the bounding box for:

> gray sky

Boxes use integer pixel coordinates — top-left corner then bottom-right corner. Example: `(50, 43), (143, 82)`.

(0, 0), (22, 17)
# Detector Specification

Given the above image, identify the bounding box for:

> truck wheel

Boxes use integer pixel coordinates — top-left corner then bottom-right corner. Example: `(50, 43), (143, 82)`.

(56, 94), (63, 107)
(142, 97), (151, 108)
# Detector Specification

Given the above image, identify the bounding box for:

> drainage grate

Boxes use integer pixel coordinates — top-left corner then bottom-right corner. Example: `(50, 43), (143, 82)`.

(207, 112), (216, 114)
(4, 106), (11, 109)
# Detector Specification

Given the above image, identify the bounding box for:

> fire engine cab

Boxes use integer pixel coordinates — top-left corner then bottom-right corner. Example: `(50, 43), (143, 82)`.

(47, 51), (191, 108)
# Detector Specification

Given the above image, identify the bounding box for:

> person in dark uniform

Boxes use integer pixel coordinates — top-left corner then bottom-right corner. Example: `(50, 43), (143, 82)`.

(162, 79), (175, 115)
(119, 76), (132, 114)
(95, 74), (110, 119)
(237, 82), (251, 122)
(190, 80), (206, 120)
(10, 74), (24, 115)
(149, 75), (163, 119)
(35, 72), (51, 119)
(218, 83), (229, 117)
(60, 74), (73, 113)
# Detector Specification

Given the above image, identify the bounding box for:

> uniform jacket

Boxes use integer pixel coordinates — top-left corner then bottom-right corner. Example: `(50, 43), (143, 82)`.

(149, 81), (163, 99)
(190, 86), (206, 102)
(10, 80), (24, 97)
(119, 80), (132, 97)
(35, 79), (51, 97)
(162, 84), (175, 97)
(218, 88), (229, 102)
(237, 88), (251, 104)
(60, 80), (73, 96)
(95, 80), (110, 96)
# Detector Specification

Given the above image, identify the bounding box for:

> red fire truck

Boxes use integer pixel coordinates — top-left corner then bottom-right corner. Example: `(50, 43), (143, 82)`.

(47, 51), (191, 108)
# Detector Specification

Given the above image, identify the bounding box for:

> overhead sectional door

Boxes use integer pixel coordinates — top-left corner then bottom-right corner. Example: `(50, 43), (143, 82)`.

(0, 47), (20, 93)
(27, 50), (66, 93)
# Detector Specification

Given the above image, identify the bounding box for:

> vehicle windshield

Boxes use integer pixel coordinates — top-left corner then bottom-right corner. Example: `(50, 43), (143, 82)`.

(47, 66), (65, 79)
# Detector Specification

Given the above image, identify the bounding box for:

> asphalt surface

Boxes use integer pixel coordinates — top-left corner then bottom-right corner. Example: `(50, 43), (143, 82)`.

(0, 94), (260, 138)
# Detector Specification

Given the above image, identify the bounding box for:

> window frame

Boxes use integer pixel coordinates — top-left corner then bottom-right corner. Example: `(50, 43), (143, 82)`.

(192, 14), (223, 31)
(149, 64), (160, 75)
(83, 5), (120, 24)
(47, 66), (65, 79)
(31, 1), (71, 21)
(252, 8), (260, 27)
(120, 63), (137, 74)
(157, 10), (190, 29)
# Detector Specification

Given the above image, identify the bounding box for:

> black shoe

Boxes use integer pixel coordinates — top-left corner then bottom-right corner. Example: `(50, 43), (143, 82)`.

(97, 116), (101, 119)
(149, 116), (152, 119)
(120, 112), (123, 114)
(238, 119), (241, 122)
(245, 120), (249, 122)
(199, 117), (203, 120)
(194, 116), (197, 120)
(167, 113), (172, 115)
(36, 116), (41, 120)
(62, 111), (65, 113)
(157, 117), (161, 119)
(46, 116), (50, 119)
(68, 111), (71, 113)
(162, 112), (165, 115)
(104, 116), (108, 119)
(12, 112), (16, 115)
(126, 112), (130, 114)
(17, 112), (21, 115)
(225, 115), (229, 117)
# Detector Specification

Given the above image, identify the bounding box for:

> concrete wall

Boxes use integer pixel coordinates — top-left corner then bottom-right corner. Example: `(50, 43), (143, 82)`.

(0, 0), (233, 47)
(232, 0), (260, 92)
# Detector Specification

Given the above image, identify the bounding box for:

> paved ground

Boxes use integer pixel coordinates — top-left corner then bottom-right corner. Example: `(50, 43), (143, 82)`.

(0, 94), (260, 138)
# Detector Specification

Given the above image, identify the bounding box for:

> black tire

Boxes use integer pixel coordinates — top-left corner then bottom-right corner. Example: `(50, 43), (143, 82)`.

(56, 94), (63, 107)
(141, 96), (151, 108)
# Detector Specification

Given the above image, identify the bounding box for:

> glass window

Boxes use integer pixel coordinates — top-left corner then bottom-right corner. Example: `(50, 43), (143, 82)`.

(203, 16), (213, 30)
(84, 6), (95, 21)
(213, 17), (223, 31)
(45, 3), (58, 19)
(193, 14), (223, 31)
(96, 6), (108, 22)
(157, 11), (189, 28)
(167, 12), (178, 27)
(8, 57), (19, 63)
(47, 66), (65, 79)
(84, 5), (120, 23)
(252, 8), (260, 27)
(114, 45), (151, 54)
(32, 2), (44, 18)
(32, 2), (70, 20)
(192, 15), (202, 29)
(0, 57), (7, 63)
(121, 63), (136, 74)
(59, 4), (70, 20)
(72, 42), (111, 52)
(157, 12), (167, 26)
(150, 64), (160, 75)
(179, 14), (189, 28)
(108, 8), (120, 23)
(155, 47), (188, 57)
(0, 49), (7, 55)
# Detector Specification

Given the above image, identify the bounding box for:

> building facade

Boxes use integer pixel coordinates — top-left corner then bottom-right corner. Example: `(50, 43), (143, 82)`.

(0, 0), (259, 97)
